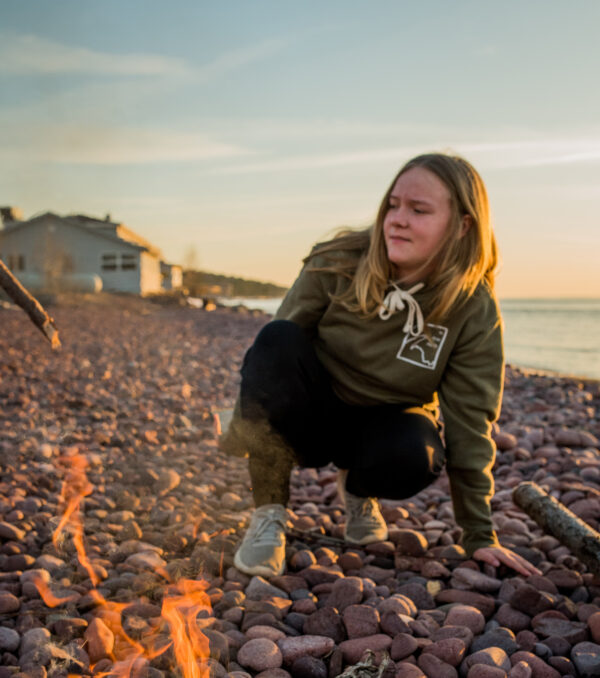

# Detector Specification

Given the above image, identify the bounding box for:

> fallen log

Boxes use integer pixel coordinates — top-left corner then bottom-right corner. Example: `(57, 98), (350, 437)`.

(513, 481), (600, 575)
(0, 260), (61, 349)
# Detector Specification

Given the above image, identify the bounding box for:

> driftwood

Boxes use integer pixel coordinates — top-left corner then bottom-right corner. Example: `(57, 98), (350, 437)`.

(0, 260), (60, 349)
(513, 481), (600, 575)
(337, 650), (392, 678)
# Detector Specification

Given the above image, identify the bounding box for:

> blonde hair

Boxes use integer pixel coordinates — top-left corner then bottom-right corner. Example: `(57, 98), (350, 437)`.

(308, 153), (499, 324)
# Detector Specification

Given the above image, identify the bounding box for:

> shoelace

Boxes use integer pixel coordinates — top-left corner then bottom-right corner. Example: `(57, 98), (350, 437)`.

(250, 510), (287, 546)
(378, 282), (425, 336)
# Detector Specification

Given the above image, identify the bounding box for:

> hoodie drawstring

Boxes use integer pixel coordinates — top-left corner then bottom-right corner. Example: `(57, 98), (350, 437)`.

(378, 282), (425, 336)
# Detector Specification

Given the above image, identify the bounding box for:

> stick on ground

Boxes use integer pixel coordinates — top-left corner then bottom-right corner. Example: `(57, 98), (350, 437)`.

(513, 480), (600, 575)
(0, 260), (61, 349)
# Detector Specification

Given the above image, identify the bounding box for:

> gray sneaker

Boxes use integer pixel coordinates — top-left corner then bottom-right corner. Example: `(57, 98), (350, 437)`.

(338, 470), (389, 545)
(234, 504), (288, 576)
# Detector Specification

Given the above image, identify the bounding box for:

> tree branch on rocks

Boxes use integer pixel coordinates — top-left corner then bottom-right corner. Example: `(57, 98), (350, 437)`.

(513, 481), (600, 575)
(0, 259), (60, 349)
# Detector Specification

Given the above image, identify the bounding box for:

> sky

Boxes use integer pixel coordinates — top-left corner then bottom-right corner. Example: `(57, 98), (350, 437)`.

(1, 0), (599, 298)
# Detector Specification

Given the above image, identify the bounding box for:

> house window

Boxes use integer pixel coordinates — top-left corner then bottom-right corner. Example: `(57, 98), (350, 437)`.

(101, 253), (117, 271)
(121, 254), (137, 270)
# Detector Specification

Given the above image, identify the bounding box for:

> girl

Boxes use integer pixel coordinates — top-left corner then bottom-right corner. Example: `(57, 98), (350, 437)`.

(222, 152), (539, 579)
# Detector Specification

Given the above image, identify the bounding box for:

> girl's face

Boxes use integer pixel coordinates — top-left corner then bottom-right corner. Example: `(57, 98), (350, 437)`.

(383, 166), (454, 283)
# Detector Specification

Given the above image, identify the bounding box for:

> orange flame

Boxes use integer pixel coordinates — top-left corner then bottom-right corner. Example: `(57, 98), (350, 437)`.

(160, 579), (211, 678)
(72, 518), (100, 587)
(50, 448), (213, 677)
(90, 590), (146, 649)
(86, 580), (211, 678)
(53, 451), (99, 585)
(30, 572), (79, 607)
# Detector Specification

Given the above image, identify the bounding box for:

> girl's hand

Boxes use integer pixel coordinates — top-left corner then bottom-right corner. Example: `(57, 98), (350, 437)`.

(473, 545), (542, 577)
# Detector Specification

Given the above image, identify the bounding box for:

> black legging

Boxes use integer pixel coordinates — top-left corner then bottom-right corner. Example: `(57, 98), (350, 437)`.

(240, 320), (445, 507)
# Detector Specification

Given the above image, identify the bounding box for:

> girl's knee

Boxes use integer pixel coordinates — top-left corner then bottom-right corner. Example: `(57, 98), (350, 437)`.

(389, 440), (445, 478)
(255, 319), (305, 346)
(246, 320), (311, 369)
(346, 434), (446, 499)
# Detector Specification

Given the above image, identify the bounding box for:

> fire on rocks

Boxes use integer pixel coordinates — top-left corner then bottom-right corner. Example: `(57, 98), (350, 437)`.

(1, 293), (600, 678)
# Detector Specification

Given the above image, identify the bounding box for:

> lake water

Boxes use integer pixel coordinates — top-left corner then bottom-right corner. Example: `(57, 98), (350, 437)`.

(500, 298), (600, 380)
(217, 296), (285, 316)
(219, 296), (600, 381)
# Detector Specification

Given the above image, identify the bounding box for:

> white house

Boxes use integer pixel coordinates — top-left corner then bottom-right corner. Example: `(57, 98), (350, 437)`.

(160, 261), (183, 291)
(0, 208), (182, 296)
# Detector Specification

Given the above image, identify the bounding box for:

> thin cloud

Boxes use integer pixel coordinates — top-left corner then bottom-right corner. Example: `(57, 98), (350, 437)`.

(197, 117), (455, 143)
(195, 38), (289, 84)
(461, 139), (600, 168)
(0, 30), (289, 80)
(0, 124), (252, 165)
(208, 146), (423, 175)
(193, 22), (344, 86)
(516, 150), (600, 167)
(208, 136), (600, 175)
(0, 77), (177, 128)
(0, 32), (190, 76)
(0, 32), (290, 132)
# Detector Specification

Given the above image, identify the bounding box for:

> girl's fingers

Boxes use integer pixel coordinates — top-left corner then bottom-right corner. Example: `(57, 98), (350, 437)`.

(474, 546), (542, 576)
(499, 551), (541, 576)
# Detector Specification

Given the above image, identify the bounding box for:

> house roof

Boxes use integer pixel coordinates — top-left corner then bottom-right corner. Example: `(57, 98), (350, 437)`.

(2, 212), (162, 258)
(66, 214), (161, 257)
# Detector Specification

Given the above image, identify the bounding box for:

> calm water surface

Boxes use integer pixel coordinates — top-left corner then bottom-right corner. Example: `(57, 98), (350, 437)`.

(500, 298), (600, 380)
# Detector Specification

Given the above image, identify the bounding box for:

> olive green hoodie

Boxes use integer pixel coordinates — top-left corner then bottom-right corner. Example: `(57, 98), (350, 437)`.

(274, 248), (504, 556)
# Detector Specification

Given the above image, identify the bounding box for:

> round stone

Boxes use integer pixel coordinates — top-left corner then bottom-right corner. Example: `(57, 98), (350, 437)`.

(237, 638), (283, 672)
(0, 626), (20, 653)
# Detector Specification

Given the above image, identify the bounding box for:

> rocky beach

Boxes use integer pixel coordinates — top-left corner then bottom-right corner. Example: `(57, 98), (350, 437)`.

(1, 297), (600, 678)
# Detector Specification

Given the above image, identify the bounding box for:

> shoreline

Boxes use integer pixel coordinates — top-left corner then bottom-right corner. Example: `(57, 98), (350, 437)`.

(506, 363), (600, 387)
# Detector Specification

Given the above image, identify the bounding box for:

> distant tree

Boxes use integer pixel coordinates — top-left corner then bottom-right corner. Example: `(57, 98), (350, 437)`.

(182, 245), (200, 272)
(33, 228), (73, 292)
(182, 269), (287, 298)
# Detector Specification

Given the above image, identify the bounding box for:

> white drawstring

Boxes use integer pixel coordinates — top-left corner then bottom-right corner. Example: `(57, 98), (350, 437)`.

(378, 282), (425, 336)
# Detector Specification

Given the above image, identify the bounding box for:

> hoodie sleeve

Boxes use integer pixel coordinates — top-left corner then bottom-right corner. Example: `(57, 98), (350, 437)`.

(438, 286), (504, 556)
(274, 254), (336, 335)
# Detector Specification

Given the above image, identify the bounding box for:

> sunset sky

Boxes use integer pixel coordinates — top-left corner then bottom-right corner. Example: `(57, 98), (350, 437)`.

(1, 1), (599, 297)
